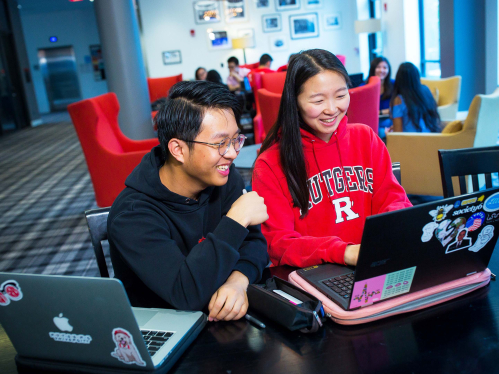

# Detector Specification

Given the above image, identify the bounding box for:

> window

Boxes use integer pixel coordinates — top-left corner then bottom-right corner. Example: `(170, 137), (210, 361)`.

(419, 0), (440, 77)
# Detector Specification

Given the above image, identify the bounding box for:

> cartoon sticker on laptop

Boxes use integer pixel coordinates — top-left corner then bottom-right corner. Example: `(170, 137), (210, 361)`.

(353, 283), (380, 304)
(421, 204), (453, 242)
(468, 225), (495, 253)
(350, 267), (416, 309)
(111, 328), (146, 367)
(446, 228), (472, 253)
(0, 280), (23, 306)
(435, 217), (466, 247)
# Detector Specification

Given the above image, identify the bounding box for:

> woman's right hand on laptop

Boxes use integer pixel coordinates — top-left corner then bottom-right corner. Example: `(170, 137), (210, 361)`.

(344, 245), (360, 266)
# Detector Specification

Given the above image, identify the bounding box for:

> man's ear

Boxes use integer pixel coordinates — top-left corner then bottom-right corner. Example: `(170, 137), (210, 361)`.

(168, 139), (187, 164)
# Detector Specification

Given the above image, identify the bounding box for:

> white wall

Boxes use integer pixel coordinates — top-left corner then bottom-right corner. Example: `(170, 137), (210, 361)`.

(381, 0), (420, 74)
(19, 6), (108, 113)
(139, 0), (361, 81)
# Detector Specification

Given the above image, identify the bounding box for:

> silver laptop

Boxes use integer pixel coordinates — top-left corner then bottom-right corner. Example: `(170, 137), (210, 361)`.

(0, 273), (206, 371)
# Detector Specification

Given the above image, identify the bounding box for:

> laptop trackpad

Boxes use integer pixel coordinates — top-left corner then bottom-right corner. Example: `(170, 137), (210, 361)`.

(132, 308), (159, 327)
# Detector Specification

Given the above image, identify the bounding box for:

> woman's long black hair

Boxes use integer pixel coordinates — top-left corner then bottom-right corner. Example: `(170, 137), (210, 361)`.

(367, 56), (393, 101)
(258, 49), (350, 218)
(390, 62), (440, 132)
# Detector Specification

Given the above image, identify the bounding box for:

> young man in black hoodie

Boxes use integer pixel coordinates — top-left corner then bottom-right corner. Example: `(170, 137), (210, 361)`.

(108, 81), (269, 322)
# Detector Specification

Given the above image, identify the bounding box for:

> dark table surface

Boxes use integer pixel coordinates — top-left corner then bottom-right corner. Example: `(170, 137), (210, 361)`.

(1, 258), (499, 374)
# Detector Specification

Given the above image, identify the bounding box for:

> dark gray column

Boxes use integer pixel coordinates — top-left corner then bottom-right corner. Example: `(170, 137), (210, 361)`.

(440, 0), (498, 111)
(94, 0), (154, 139)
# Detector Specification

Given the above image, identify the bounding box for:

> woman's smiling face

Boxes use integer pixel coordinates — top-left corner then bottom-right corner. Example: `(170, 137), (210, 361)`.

(297, 70), (350, 143)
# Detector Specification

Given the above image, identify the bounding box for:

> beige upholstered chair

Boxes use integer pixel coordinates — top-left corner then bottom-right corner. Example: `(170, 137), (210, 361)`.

(421, 76), (462, 121)
(386, 88), (499, 196)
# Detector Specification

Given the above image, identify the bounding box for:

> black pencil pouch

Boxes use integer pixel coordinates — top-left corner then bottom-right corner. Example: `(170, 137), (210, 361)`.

(247, 276), (324, 333)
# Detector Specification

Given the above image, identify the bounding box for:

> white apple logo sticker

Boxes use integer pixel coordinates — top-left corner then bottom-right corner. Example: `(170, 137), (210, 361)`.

(53, 313), (73, 332)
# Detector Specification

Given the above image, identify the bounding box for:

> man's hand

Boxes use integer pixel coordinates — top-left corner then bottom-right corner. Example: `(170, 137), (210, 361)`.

(226, 191), (268, 227)
(208, 271), (249, 322)
(344, 244), (360, 266)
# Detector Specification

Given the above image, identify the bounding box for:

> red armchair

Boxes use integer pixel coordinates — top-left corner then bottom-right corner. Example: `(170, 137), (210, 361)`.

(347, 76), (380, 135)
(254, 89), (282, 143)
(240, 62), (259, 70)
(68, 93), (159, 207)
(147, 74), (182, 103)
(262, 72), (287, 94)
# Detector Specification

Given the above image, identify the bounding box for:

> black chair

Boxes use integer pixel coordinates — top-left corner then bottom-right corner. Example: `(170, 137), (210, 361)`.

(438, 146), (499, 198)
(84, 207), (111, 278)
(392, 162), (401, 185)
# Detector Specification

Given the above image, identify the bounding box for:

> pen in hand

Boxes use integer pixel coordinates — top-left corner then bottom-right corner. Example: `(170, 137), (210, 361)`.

(244, 313), (266, 329)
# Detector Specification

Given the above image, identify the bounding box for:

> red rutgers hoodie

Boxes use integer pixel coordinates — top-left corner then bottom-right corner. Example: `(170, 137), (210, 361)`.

(252, 116), (412, 268)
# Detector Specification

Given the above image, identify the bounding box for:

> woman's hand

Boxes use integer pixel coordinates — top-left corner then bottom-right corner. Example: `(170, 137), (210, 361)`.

(344, 245), (360, 266)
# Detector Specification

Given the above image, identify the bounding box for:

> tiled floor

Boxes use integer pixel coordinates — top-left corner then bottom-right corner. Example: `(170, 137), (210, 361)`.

(0, 116), (108, 276)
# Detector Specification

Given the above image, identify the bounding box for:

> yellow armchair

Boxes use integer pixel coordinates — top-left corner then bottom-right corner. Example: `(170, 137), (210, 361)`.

(386, 88), (499, 196)
(421, 76), (462, 121)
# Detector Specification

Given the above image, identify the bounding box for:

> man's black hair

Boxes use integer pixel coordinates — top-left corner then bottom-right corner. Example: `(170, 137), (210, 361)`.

(206, 69), (224, 85)
(259, 53), (273, 66)
(156, 81), (242, 163)
(227, 56), (239, 65)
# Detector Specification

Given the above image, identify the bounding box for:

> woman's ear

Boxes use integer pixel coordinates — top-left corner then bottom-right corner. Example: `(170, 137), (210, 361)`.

(168, 139), (187, 164)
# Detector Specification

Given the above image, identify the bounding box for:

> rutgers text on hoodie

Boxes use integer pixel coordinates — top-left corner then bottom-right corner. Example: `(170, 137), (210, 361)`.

(252, 117), (412, 268)
(108, 146), (269, 310)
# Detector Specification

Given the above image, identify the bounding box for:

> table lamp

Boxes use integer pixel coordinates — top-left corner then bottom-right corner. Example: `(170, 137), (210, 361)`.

(231, 36), (252, 65)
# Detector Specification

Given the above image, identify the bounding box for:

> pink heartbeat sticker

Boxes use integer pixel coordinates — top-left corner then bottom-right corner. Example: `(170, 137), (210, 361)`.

(349, 267), (416, 309)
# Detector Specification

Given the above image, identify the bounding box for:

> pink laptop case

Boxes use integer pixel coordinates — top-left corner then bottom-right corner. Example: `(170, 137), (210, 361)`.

(288, 268), (491, 325)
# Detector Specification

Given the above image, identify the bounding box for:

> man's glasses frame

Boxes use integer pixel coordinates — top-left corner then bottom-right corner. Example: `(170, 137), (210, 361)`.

(180, 134), (247, 156)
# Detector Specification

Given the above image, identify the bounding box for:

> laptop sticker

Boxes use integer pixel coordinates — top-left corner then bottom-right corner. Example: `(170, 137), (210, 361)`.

(0, 280), (23, 306)
(487, 212), (499, 223)
(454, 200), (461, 208)
(484, 192), (499, 212)
(468, 225), (495, 253)
(462, 197), (477, 206)
(478, 195), (485, 202)
(421, 205), (454, 243)
(429, 204), (453, 222)
(435, 217), (466, 247)
(351, 275), (384, 308)
(421, 222), (438, 242)
(445, 228), (472, 253)
(350, 267), (416, 309)
(111, 328), (146, 367)
(466, 212), (485, 232)
(49, 314), (93, 344)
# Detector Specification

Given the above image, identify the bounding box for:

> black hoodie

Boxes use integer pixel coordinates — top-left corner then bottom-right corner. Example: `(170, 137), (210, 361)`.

(108, 146), (268, 310)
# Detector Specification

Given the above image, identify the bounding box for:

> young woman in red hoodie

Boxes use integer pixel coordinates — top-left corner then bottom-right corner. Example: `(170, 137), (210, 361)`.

(252, 49), (412, 268)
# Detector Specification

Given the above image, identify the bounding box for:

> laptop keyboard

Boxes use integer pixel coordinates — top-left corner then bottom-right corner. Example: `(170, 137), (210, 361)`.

(322, 273), (355, 299)
(140, 329), (175, 356)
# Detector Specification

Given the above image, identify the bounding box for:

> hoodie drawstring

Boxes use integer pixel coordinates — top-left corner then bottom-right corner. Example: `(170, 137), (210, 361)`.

(310, 133), (353, 211)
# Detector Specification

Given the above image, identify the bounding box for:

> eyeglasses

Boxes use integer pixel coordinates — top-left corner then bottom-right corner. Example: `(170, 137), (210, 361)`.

(181, 134), (246, 156)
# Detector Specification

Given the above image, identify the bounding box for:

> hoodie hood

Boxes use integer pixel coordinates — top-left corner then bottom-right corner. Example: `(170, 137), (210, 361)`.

(124, 146), (214, 211)
(299, 115), (348, 150)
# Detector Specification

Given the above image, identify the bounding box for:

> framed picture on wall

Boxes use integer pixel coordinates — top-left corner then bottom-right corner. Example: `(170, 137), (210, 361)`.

(225, 0), (248, 23)
(162, 50), (182, 65)
(305, 0), (322, 9)
(89, 45), (105, 81)
(193, 1), (221, 24)
(324, 12), (342, 30)
(255, 0), (270, 8)
(262, 14), (282, 32)
(269, 35), (288, 51)
(275, 0), (300, 12)
(289, 13), (319, 39)
(207, 30), (231, 50)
